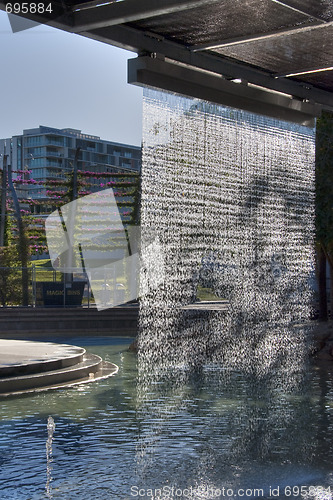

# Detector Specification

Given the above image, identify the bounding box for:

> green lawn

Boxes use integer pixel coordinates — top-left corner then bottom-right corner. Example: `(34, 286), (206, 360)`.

(196, 286), (224, 301)
(30, 259), (62, 282)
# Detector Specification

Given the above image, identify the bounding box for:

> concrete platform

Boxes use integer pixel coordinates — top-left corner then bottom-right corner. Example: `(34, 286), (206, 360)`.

(0, 340), (85, 377)
(181, 300), (229, 311)
(0, 339), (118, 396)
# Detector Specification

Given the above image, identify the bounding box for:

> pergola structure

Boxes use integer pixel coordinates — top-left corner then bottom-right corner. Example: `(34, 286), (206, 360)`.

(2, 0), (333, 123)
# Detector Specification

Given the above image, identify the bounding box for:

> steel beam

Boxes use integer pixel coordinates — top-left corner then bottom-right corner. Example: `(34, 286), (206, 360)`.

(276, 66), (333, 78)
(72, 0), (115, 12)
(82, 24), (333, 109)
(128, 56), (321, 126)
(71, 0), (223, 33)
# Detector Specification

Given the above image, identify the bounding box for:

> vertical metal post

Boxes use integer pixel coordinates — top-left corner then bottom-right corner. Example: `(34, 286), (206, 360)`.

(7, 160), (29, 307)
(318, 244), (328, 320)
(64, 146), (80, 285)
(63, 272), (66, 308)
(32, 264), (36, 307)
(72, 146), (80, 201)
(0, 155), (7, 247)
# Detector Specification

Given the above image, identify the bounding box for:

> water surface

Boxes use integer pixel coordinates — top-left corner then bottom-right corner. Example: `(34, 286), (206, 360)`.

(0, 337), (332, 500)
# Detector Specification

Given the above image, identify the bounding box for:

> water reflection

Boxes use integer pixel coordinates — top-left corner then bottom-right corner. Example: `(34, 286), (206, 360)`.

(0, 339), (332, 499)
(135, 355), (331, 499)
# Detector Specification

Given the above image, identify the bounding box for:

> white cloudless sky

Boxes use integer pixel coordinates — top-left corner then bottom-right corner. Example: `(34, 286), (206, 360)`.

(0, 11), (143, 146)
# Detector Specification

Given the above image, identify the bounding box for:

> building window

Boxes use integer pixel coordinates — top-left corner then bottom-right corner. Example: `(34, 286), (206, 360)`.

(25, 136), (43, 147)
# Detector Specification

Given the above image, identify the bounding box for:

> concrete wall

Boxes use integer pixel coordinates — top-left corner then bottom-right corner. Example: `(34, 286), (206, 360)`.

(0, 306), (138, 337)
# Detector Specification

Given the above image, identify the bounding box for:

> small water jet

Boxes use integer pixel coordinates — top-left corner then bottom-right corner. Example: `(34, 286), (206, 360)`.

(45, 416), (55, 499)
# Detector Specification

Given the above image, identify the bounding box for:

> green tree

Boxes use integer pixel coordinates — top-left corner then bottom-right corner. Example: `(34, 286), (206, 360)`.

(0, 194), (25, 306)
(0, 246), (22, 306)
(315, 110), (333, 320)
(7, 165), (30, 306)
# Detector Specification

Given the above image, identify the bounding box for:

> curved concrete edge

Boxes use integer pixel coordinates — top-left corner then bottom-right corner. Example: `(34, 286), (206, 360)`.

(0, 353), (104, 393)
(0, 361), (119, 397)
(0, 339), (119, 397)
(0, 340), (86, 377)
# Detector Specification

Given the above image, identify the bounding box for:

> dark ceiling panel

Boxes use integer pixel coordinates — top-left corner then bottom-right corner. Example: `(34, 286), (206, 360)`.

(277, 0), (333, 21)
(296, 71), (333, 92)
(128, 0), (316, 46)
(214, 25), (333, 75)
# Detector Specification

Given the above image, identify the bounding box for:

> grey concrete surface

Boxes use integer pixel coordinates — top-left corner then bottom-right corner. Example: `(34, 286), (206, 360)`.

(0, 339), (118, 396)
(0, 339), (85, 368)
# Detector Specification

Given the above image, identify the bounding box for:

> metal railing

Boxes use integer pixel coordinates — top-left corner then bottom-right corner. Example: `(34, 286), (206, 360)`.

(0, 266), (92, 307)
(0, 265), (129, 308)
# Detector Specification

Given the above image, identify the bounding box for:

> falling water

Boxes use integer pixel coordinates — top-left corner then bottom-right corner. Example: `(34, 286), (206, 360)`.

(139, 89), (315, 382)
(45, 416), (55, 499)
(135, 89), (317, 495)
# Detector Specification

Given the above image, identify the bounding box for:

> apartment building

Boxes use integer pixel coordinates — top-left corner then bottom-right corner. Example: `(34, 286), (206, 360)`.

(0, 125), (141, 199)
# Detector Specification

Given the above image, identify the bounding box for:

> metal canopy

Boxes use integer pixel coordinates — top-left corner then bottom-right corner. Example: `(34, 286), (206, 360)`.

(2, 0), (333, 110)
(128, 56), (320, 125)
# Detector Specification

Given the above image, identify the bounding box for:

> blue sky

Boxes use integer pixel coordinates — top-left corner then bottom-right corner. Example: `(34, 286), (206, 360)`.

(0, 11), (142, 145)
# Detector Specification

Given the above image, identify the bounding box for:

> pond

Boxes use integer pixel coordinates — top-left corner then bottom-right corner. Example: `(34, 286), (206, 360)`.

(0, 336), (332, 500)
